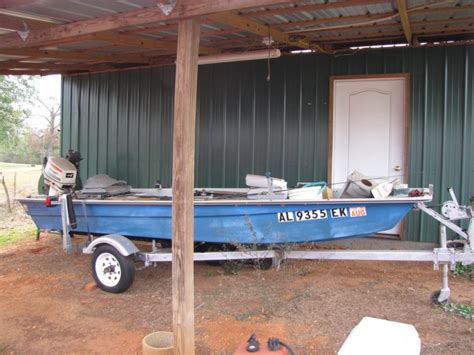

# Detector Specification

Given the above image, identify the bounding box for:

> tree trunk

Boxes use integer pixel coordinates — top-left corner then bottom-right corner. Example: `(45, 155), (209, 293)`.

(46, 109), (56, 157)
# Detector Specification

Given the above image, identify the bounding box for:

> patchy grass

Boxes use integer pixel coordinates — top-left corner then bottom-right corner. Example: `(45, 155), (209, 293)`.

(0, 162), (42, 202)
(0, 227), (37, 248)
(0, 162), (42, 245)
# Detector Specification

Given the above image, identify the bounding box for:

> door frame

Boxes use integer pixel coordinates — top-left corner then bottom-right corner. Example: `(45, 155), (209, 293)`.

(328, 73), (411, 239)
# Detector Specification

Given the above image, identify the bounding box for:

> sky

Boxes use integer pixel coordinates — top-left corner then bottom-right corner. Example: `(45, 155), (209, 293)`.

(27, 74), (61, 129)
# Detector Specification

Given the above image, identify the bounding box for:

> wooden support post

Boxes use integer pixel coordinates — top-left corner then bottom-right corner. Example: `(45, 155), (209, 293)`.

(171, 18), (200, 355)
(1, 173), (12, 214)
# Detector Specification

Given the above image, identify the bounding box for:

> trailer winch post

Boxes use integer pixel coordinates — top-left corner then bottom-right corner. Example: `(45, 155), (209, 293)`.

(60, 195), (73, 253)
(437, 225), (450, 303)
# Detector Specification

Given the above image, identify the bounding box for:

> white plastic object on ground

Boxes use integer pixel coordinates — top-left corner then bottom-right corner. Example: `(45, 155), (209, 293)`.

(338, 317), (420, 355)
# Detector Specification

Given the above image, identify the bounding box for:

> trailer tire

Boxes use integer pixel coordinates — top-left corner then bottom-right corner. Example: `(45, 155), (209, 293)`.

(91, 245), (135, 293)
(202, 243), (232, 266)
(431, 290), (448, 305)
(255, 258), (273, 270)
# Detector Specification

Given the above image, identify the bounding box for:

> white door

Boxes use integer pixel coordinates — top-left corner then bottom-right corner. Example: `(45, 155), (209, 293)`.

(331, 76), (407, 235)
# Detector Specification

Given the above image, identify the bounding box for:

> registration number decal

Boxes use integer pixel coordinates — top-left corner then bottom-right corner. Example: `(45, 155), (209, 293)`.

(278, 207), (367, 223)
(278, 209), (327, 223)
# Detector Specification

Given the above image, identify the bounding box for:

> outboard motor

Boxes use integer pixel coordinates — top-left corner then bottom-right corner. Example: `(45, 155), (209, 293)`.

(44, 157), (77, 194)
(43, 156), (78, 229)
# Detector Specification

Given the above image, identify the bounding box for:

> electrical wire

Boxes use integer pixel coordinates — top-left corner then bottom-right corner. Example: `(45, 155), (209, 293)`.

(267, 26), (272, 81)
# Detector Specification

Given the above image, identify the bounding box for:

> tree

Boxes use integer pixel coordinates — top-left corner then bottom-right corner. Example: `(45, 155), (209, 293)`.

(36, 97), (60, 157)
(0, 75), (36, 149)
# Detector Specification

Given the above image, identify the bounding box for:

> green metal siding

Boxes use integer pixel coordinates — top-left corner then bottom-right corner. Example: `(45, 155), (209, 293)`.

(61, 45), (474, 243)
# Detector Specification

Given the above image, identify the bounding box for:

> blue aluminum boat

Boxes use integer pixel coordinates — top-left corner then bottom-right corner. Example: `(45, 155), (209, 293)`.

(18, 188), (431, 244)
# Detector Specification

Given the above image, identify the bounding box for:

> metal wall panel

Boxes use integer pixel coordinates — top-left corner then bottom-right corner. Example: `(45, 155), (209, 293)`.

(61, 45), (474, 243)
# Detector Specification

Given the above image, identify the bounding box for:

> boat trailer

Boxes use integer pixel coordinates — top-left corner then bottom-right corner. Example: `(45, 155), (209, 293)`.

(55, 188), (473, 301)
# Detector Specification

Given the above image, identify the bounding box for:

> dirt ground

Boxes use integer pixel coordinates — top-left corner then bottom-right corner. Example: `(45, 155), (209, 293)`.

(0, 234), (472, 355)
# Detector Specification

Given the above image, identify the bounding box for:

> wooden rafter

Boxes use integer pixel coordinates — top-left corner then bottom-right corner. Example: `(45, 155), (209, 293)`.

(318, 26), (473, 44)
(0, 0), (301, 49)
(201, 36), (262, 49)
(278, 12), (394, 30)
(93, 33), (177, 53)
(241, 0), (388, 18)
(0, 47), (149, 63)
(0, 13), (55, 31)
(0, 69), (64, 75)
(92, 33), (220, 55)
(207, 11), (318, 51)
(396, 0), (412, 43)
(0, 60), (114, 71)
(296, 17), (474, 37)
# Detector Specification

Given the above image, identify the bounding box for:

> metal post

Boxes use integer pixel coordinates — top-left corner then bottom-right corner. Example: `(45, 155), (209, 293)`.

(60, 195), (73, 252)
(437, 225), (450, 303)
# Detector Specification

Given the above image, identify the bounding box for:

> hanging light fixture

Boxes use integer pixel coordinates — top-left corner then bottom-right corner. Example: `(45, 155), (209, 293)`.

(197, 49), (281, 65)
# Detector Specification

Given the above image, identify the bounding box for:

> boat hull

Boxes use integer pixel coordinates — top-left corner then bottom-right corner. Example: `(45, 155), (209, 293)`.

(18, 196), (425, 244)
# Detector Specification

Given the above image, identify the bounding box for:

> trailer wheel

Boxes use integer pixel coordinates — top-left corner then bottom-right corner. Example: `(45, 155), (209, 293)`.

(255, 258), (273, 270)
(91, 245), (135, 293)
(431, 290), (448, 305)
(202, 243), (231, 266)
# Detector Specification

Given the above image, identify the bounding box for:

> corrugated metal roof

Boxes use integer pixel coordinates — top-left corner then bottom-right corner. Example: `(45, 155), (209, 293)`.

(0, 0), (473, 74)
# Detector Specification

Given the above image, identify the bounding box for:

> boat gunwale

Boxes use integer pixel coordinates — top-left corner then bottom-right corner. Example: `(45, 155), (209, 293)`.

(17, 195), (433, 206)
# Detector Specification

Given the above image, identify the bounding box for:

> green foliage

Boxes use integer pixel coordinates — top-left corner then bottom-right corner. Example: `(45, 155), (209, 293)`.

(0, 126), (51, 164)
(452, 263), (474, 281)
(0, 75), (35, 142)
(0, 76), (52, 164)
(441, 302), (474, 321)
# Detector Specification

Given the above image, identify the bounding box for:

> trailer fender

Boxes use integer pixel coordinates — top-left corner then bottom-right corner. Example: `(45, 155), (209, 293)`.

(82, 234), (139, 256)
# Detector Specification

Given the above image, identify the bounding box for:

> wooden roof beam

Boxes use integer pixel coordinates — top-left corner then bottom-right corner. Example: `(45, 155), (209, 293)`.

(0, 69), (65, 75)
(93, 33), (176, 51)
(0, 13), (54, 31)
(318, 26), (473, 44)
(241, 0), (388, 18)
(297, 16), (474, 37)
(207, 11), (320, 51)
(0, 47), (149, 64)
(0, 60), (114, 71)
(92, 33), (220, 55)
(0, 0), (300, 49)
(396, 0), (412, 43)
